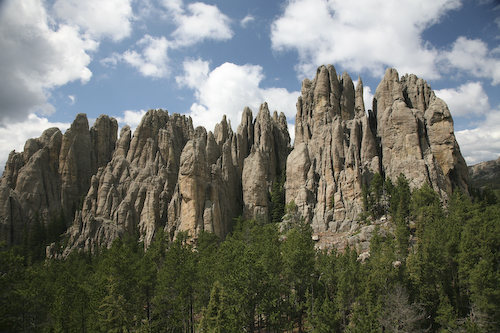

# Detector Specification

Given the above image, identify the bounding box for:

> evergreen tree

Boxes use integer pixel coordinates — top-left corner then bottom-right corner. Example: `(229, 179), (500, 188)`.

(459, 204), (500, 330)
(98, 275), (130, 332)
(281, 219), (315, 332)
(199, 281), (237, 332)
(152, 232), (196, 332)
(0, 244), (27, 331)
(335, 247), (361, 330)
(392, 174), (411, 261)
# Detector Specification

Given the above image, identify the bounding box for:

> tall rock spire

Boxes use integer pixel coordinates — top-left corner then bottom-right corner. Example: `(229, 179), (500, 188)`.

(286, 65), (469, 235)
(0, 64), (469, 256)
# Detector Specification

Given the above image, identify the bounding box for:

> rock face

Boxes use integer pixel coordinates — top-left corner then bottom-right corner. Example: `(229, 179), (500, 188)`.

(61, 106), (289, 254)
(0, 114), (117, 245)
(0, 64), (469, 256)
(469, 156), (500, 189)
(286, 65), (469, 234)
(242, 104), (290, 221)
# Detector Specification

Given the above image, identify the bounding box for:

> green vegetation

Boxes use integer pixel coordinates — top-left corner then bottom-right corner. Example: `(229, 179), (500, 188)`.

(1, 177), (499, 332)
(270, 172), (286, 224)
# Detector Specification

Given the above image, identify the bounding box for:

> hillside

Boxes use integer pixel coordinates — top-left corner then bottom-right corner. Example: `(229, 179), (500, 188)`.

(469, 156), (500, 190)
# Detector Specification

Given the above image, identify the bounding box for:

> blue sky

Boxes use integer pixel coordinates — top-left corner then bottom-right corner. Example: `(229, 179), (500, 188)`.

(0, 0), (499, 170)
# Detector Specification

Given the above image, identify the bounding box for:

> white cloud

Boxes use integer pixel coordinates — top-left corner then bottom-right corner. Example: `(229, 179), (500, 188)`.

(435, 82), (490, 117)
(456, 107), (500, 165)
(362, 85), (374, 112)
(112, 35), (170, 78)
(442, 37), (500, 85)
(176, 60), (300, 132)
(0, 114), (70, 171)
(176, 58), (210, 88)
(0, 0), (98, 124)
(240, 14), (255, 28)
(68, 95), (76, 105)
(161, 0), (183, 15)
(101, 0), (232, 79)
(270, 0), (462, 79)
(100, 54), (120, 67)
(101, 1), (232, 79)
(261, 87), (300, 119)
(115, 109), (147, 131)
(288, 123), (296, 146)
(169, 2), (233, 47)
(53, 0), (133, 41)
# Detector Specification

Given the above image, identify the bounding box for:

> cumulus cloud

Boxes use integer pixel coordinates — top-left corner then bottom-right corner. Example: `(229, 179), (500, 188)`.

(435, 82), (490, 117)
(102, 1), (232, 79)
(456, 107), (500, 165)
(123, 35), (170, 78)
(104, 35), (170, 78)
(115, 109), (147, 132)
(271, 0), (500, 85)
(436, 83), (500, 164)
(176, 58), (210, 88)
(176, 59), (300, 132)
(0, 0), (98, 125)
(53, 0), (133, 41)
(362, 85), (374, 112)
(441, 37), (500, 85)
(271, 0), (461, 79)
(240, 14), (255, 28)
(165, 1), (233, 47)
(0, 114), (70, 171)
(161, 0), (183, 15)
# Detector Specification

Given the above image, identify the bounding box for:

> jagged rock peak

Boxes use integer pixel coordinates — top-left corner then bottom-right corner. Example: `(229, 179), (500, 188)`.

(1, 64), (470, 258)
(54, 105), (290, 256)
(242, 103), (291, 222)
(287, 64), (469, 240)
(295, 65), (365, 147)
(91, 115), (118, 173)
(0, 113), (119, 246)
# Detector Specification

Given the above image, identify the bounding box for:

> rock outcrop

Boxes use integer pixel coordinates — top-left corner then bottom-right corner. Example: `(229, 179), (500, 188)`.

(61, 106), (289, 255)
(0, 64), (469, 256)
(0, 114), (117, 245)
(286, 65), (469, 236)
(242, 103), (290, 221)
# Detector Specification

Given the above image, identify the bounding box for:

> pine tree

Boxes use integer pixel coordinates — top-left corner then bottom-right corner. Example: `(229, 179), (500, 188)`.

(199, 281), (237, 332)
(281, 220), (315, 332)
(98, 276), (130, 332)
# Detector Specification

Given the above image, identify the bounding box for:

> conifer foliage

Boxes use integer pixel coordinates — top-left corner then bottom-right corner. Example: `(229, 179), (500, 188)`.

(0, 177), (499, 332)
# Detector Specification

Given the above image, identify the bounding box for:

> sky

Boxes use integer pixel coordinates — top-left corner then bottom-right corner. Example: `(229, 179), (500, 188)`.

(0, 0), (499, 171)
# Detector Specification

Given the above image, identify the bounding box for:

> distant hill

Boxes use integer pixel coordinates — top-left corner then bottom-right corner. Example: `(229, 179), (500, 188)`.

(469, 156), (500, 190)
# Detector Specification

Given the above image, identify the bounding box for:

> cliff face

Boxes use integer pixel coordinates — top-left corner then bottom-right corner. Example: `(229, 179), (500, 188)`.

(0, 64), (469, 255)
(0, 114), (117, 246)
(285, 65), (469, 234)
(61, 105), (289, 254)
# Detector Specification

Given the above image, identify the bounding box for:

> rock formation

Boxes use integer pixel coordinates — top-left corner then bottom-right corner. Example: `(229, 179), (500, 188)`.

(286, 65), (469, 235)
(60, 105), (289, 255)
(0, 64), (469, 256)
(0, 114), (117, 245)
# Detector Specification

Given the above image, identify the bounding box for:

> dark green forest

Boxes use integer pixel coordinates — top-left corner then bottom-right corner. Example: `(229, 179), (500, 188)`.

(1, 176), (499, 332)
